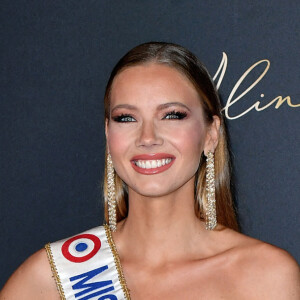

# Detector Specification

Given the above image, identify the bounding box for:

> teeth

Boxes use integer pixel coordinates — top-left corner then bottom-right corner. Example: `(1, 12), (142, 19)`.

(135, 159), (173, 169)
(151, 160), (157, 168)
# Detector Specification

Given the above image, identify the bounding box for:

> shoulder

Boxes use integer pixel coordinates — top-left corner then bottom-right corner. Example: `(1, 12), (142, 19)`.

(244, 242), (299, 298)
(0, 248), (60, 299)
(0, 226), (106, 299)
(220, 229), (300, 299)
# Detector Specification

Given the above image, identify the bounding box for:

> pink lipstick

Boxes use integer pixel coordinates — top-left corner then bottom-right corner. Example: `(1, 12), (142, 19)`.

(130, 153), (175, 175)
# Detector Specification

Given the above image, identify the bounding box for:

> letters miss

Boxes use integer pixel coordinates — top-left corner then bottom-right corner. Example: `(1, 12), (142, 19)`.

(70, 265), (118, 300)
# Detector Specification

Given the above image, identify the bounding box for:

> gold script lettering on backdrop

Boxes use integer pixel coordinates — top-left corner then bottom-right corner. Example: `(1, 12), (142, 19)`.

(213, 53), (300, 120)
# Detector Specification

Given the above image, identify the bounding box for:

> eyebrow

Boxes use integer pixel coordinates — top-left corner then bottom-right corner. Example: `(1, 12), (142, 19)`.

(157, 102), (191, 112)
(111, 104), (138, 114)
(111, 102), (191, 114)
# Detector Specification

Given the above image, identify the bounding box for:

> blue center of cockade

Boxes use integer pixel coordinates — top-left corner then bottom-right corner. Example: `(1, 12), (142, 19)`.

(75, 242), (88, 252)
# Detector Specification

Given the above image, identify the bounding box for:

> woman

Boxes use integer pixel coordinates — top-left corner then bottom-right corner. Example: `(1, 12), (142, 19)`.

(1, 42), (299, 299)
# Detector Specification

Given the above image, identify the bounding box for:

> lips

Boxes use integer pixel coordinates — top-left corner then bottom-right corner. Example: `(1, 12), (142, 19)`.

(131, 153), (175, 175)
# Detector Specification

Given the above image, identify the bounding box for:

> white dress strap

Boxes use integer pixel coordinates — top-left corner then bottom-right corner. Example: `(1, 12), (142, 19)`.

(45, 225), (130, 300)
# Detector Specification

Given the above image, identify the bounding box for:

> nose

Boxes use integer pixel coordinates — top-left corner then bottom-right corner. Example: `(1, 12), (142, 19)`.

(135, 120), (163, 148)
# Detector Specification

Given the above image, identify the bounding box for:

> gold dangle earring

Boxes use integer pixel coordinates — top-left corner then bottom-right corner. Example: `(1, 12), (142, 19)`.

(205, 151), (217, 230)
(107, 153), (117, 232)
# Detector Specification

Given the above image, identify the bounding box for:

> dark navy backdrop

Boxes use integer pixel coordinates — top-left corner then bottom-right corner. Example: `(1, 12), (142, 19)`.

(1, 0), (299, 287)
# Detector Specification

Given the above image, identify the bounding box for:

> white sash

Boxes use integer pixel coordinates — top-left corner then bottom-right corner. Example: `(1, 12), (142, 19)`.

(45, 225), (130, 300)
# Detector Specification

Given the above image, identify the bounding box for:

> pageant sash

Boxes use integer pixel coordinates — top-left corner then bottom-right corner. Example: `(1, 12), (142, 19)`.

(45, 225), (130, 300)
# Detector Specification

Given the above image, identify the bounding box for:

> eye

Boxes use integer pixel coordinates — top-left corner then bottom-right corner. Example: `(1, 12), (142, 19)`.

(163, 110), (187, 120)
(112, 114), (136, 122)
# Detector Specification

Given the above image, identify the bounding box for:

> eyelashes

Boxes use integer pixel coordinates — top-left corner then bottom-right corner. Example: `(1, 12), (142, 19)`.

(163, 110), (187, 120)
(112, 114), (136, 122)
(112, 110), (188, 123)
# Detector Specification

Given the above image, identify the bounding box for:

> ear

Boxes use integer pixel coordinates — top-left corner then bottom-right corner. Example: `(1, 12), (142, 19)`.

(204, 116), (220, 155)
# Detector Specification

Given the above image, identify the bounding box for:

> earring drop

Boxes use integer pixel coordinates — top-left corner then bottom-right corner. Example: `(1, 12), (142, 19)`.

(107, 153), (117, 232)
(205, 151), (217, 230)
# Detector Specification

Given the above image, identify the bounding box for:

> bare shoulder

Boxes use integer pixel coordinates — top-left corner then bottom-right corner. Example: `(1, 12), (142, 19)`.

(0, 248), (60, 300)
(220, 228), (300, 299)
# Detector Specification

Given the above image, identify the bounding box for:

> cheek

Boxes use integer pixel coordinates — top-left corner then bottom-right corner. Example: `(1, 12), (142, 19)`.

(106, 130), (127, 180)
(170, 122), (206, 157)
(107, 126), (133, 167)
(107, 125), (127, 147)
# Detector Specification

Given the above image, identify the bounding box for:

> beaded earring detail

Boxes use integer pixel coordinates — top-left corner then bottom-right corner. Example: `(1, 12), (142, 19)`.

(107, 153), (117, 232)
(205, 151), (217, 230)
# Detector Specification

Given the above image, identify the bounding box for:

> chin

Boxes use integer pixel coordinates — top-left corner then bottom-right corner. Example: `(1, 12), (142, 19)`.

(129, 183), (174, 198)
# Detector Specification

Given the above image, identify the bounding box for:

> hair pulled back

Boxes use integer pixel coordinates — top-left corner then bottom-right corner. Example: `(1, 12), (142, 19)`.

(103, 42), (238, 231)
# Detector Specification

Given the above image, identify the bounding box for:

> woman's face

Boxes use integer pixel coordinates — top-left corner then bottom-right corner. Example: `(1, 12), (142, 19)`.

(106, 63), (219, 198)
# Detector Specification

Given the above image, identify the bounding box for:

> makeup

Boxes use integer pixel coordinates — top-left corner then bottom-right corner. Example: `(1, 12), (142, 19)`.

(130, 153), (175, 175)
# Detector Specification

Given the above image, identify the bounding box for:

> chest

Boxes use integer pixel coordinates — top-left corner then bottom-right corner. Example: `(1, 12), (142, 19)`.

(123, 262), (243, 300)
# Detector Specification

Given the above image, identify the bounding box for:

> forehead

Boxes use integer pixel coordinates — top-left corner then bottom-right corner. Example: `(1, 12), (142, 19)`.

(110, 63), (201, 107)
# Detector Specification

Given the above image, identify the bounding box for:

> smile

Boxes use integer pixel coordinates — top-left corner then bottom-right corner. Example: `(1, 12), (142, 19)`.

(134, 158), (172, 169)
(130, 153), (175, 175)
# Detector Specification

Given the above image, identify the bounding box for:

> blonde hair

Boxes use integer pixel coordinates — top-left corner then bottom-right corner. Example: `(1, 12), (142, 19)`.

(103, 42), (239, 231)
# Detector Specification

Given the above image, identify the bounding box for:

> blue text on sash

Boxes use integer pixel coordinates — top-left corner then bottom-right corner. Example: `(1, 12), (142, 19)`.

(70, 265), (117, 300)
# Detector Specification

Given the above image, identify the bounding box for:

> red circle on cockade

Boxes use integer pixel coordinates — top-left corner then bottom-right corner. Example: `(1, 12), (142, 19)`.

(61, 233), (101, 263)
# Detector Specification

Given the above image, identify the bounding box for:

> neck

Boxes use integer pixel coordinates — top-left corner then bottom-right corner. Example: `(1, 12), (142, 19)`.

(113, 183), (210, 266)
